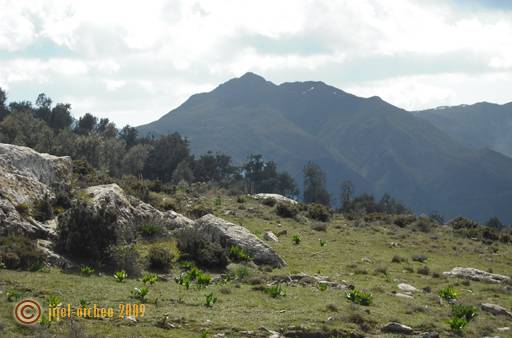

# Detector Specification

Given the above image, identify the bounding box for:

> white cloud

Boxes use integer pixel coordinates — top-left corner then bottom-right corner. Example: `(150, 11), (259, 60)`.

(0, 0), (511, 125)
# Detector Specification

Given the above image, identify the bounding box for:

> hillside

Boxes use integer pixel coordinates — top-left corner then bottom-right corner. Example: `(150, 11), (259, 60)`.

(414, 102), (512, 157)
(138, 73), (512, 222)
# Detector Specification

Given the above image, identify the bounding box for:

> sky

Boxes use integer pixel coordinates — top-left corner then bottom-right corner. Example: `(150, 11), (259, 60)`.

(1, 0), (512, 126)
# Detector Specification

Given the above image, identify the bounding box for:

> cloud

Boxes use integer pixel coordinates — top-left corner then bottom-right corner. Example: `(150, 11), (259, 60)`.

(0, 0), (511, 125)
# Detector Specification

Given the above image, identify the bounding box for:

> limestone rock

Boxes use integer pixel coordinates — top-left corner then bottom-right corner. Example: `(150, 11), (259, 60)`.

(263, 231), (279, 242)
(381, 322), (414, 334)
(443, 267), (510, 284)
(398, 283), (419, 293)
(194, 214), (286, 267)
(253, 193), (298, 205)
(481, 303), (512, 318)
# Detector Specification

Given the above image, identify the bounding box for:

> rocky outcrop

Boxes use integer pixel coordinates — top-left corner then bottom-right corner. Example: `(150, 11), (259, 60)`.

(83, 184), (194, 233)
(194, 214), (286, 267)
(481, 303), (512, 318)
(0, 143), (72, 238)
(443, 267), (510, 284)
(381, 322), (414, 334)
(253, 193), (298, 205)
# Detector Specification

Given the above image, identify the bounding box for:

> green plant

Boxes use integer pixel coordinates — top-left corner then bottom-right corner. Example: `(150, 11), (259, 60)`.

(80, 265), (95, 276)
(142, 273), (158, 285)
(452, 304), (478, 322)
(47, 295), (62, 307)
(276, 203), (298, 218)
(148, 247), (173, 272)
(0, 262), (6, 270)
(307, 203), (332, 222)
(439, 286), (458, 301)
(138, 224), (162, 239)
(176, 229), (228, 269)
(175, 273), (191, 290)
(179, 261), (194, 270)
(114, 270), (128, 283)
(196, 273), (212, 288)
(346, 290), (373, 306)
(79, 298), (90, 308)
(448, 316), (468, 333)
(292, 234), (301, 245)
(319, 239), (326, 247)
(228, 245), (250, 262)
(201, 330), (209, 338)
(204, 292), (217, 307)
(265, 284), (286, 298)
(6, 290), (21, 302)
(318, 282), (328, 291)
(132, 287), (149, 303)
(0, 235), (46, 270)
(108, 244), (141, 277)
(39, 314), (51, 328)
(214, 196), (222, 206)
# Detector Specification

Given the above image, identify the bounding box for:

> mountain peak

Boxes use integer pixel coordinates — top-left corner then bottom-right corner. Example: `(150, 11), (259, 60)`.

(239, 72), (267, 82)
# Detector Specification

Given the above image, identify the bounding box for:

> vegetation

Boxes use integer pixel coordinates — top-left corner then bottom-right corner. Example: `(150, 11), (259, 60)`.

(147, 247), (173, 272)
(346, 289), (373, 306)
(0, 235), (46, 271)
(80, 266), (95, 277)
(265, 284), (286, 298)
(227, 245), (250, 262)
(176, 229), (229, 269)
(439, 286), (458, 301)
(114, 270), (128, 283)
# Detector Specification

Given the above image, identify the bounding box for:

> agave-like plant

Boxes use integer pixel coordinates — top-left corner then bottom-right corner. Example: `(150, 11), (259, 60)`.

(142, 273), (158, 285)
(114, 270), (128, 283)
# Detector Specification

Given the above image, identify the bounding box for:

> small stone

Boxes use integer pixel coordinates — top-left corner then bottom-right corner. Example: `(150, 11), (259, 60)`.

(263, 231), (279, 242)
(396, 292), (414, 299)
(398, 283), (419, 292)
(381, 322), (414, 334)
(481, 303), (512, 318)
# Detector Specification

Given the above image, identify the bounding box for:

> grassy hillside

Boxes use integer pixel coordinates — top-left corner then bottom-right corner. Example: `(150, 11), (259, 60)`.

(1, 191), (511, 337)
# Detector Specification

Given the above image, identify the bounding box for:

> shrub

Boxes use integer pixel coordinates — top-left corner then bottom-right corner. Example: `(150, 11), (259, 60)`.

(80, 265), (95, 276)
(33, 194), (54, 222)
(318, 282), (328, 291)
(261, 198), (276, 207)
(131, 287), (149, 303)
(114, 271), (128, 282)
(236, 196), (246, 204)
(292, 234), (301, 245)
(439, 286), (458, 300)
(414, 216), (433, 233)
(452, 304), (478, 322)
(138, 224), (163, 239)
(142, 273), (158, 285)
(197, 273), (212, 288)
(176, 229), (228, 269)
(276, 203), (298, 218)
(319, 239), (327, 247)
(393, 214), (416, 227)
(228, 245), (250, 262)
(346, 289), (373, 306)
(204, 293), (217, 307)
(417, 265), (430, 275)
(448, 217), (479, 230)
(15, 203), (31, 216)
(187, 202), (213, 219)
(47, 295), (62, 307)
(108, 244), (141, 277)
(0, 235), (45, 270)
(307, 203), (332, 222)
(265, 284), (286, 298)
(56, 200), (120, 262)
(448, 317), (467, 334)
(148, 247), (173, 272)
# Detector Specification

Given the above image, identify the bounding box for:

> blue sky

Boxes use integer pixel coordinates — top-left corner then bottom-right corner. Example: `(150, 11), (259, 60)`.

(1, 0), (512, 126)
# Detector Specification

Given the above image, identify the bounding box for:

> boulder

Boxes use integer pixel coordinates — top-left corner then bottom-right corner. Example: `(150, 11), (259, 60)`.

(84, 184), (193, 233)
(263, 231), (279, 242)
(398, 283), (419, 293)
(381, 322), (414, 334)
(481, 303), (512, 318)
(194, 214), (286, 267)
(253, 193), (298, 205)
(443, 267), (510, 284)
(36, 239), (73, 269)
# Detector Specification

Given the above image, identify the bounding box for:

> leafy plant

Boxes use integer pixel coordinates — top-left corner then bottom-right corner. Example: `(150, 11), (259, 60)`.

(196, 273), (212, 288)
(346, 290), (373, 306)
(47, 295), (62, 307)
(318, 282), (328, 291)
(452, 304), (478, 322)
(265, 284), (286, 298)
(138, 224), (162, 239)
(175, 273), (191, 290)
(6, 290), (21, 302)
(132, 287), (149, 303)
(292, 234), (301, 245)
(201, 330), (209, 338)
(214, 196), (222, 206)
(448, 316), (468, 333)
(439, 286), (458, 301)
(148, 247), (173, 272)
(79, 298), (90, 308)
(80, 265), (95, 277)
(204, 292), (217, 307)
(319, 239), (327, 247)
(228, 245), (250, 262)
(114, 270), (128, 283)
(142, 273), (158, 285)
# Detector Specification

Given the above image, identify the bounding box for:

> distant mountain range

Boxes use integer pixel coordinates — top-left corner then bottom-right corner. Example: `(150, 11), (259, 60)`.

(414, 102), (512, 157)
(138, 73), (512, 222)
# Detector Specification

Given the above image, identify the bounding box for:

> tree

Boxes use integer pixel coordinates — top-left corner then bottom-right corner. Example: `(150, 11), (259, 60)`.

(303, 161), (330, 206)
(0, 87), (9, 121)
(75, 113), (98, 135)
(242, 154), (298, 196)
(121, 144), (152, 177)
(192, 151), (238, 184)
(98, 138), (126, 177)
(142, 133), (190, 182)
(49, 103), (73, 130)
(0, 111), (53, 152)
(34, 93), (52, 123)
(486, 217), (505, 229)
(340, 180), (353, 210)
(119, 125), (138, 148)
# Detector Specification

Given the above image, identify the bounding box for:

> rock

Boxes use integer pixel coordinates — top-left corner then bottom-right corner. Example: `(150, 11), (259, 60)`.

(36, 239), (73, 269)
(253, 193), (298, 205)
(276, 229), (287, 236)
(84, 184), (194, 233)
(497, 327), (510, 332)
(396, 292), (414, 299)
(194, 214), (286, 267)
(443, 267), (510, 284)
(421, 332), (440, 338)
(381, 322), (414, 334)
(263, 231), (279, 242)
(398, 283), (419, 293)
(481, 303), (512, 318)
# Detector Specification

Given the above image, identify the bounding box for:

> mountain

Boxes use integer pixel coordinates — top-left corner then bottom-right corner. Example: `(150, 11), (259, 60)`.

(138, 73), (512, 222)
(414, 102), (512, 157)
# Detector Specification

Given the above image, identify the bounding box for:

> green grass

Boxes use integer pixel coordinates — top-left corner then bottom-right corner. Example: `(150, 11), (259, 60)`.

(1, 193), (512, 337)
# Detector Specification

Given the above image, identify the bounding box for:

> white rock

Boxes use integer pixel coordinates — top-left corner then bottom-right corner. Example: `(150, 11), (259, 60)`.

(253, 193), (298, 205)
(398, 283), (419, 293)
(443, 267), (510, 284)
(481, 303), (512, 318)
(396, 292), (414, 299)
(263, 231), (279, 242)
(381, 322), (414, 334)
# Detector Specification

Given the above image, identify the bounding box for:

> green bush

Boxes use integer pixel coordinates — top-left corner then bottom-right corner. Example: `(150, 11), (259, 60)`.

(108, 244), (141, 277)
(265, 284), (286, 298)
(346, 290), (373, 306)
(131, 287), (149, 303)
(204, 292), (217, 307)
(138, 224), (163, 239)
(0, 235), (45, 270)
(114, 271), (128, 283)
(228, 245), (250, 262)
(176, 229), (228, 269)
(452, 304), (478, 322)
(307, 203), (332, 222)
(142, 273), (158, 285)
(439, 286), (458, 300)
(292, 234), (301, 245)
(147, 247), (173, 272)
(448, 317), (467, 333)
(80, 265), (95, 276)
(276, 203), (298, 218)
